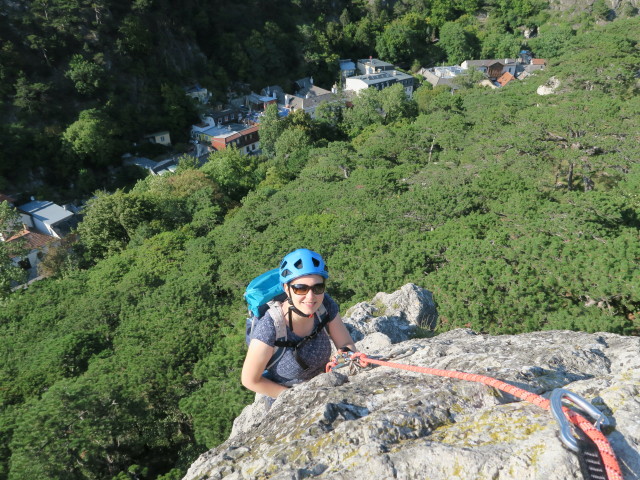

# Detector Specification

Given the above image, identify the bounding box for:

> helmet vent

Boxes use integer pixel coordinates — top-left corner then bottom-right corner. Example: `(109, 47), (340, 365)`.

(312, 258), (320, 267)
(294, 259), (303, 269)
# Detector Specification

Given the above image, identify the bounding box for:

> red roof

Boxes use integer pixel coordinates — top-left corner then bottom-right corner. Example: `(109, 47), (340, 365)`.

(6, 228), (55, 249)
(497, 72), (516, 86)
(532, 59), (547, 65)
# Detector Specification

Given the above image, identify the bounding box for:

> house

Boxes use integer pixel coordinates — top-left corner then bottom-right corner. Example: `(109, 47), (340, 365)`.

(17, 200), (76, 238)
(191, 119), (260, 155)
(419, 66), (466, 88)
(207, 108), (246, 127)
(356, 58), (395, 75)
(519, 50), (533, 64)
(345, 69), (414, 96)
(497, 72), (516, 87)
(261, 86), (285, 104)
(123, 155), (158, 174)
(461, 59), (518, 79)
(144, 131), (172, 146)
(245, 92), (277, 112)
(284, 85), (337, 118)
(185, 84), (211, 104)
(292, 77), (315, 94)
(524, 58), (547, 74)
(123, 155), (178, 175)
(152, 158), (179, 175)
(5, 227), (56, 280)
(210, 125), (260, 154)
(339, 59), (356, 79)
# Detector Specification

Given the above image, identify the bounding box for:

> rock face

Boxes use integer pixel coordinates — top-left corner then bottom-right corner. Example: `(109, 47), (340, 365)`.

(537, 76), (561, 95)
(184, 285), (640, 480)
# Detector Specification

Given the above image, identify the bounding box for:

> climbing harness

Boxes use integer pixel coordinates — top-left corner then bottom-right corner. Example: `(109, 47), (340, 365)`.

(326, 352), (623, 480)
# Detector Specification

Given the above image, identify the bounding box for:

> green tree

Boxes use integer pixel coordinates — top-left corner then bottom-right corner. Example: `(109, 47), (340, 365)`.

(342, 87), (384, 136)
(65, 54), (105, 96)
(274, 127), (313, 176)
(380, 83), (418, 123)
(0, 242), (25, 298)
(62, 108), (124, 168)
(438, 21), (478, 65)
(116, 15), (153, 58)
(296, 23), (340, 84)
(77, 190), (154, 259)
(0, 201), (21, 241)
(13, 75), (52, 116)
(201, 147), (260, 202)
(480, 32), (522, 59)
(528, 23), (576, 58)
(0, 201), (26, 297)
(375, 13), (432, 67)
(592, 0), (612, 20)
(179, 329), (251, 448)
(159, 83), (199, 144)
(258, 103), (286, 157)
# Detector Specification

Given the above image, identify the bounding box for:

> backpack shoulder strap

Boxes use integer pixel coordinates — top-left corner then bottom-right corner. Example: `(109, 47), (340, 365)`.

(265, 301), (287, 369)
(315, 303), (330, 332)
(267, 301), (287, 342)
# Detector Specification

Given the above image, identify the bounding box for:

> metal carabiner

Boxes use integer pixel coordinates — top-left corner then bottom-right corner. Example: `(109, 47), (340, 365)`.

(550, 388), (610, 452)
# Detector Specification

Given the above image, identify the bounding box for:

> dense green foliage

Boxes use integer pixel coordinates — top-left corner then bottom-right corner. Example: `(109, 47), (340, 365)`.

(1, 5), (639, 480)
(1, 0), (595, 201)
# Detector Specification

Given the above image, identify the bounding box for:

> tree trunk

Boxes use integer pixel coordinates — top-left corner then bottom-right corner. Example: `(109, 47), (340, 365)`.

(428, 137), (436, 163)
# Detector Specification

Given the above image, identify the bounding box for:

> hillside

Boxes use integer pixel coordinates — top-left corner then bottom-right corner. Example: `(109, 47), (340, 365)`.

(0, 10), (639, 480)
(3, 0), (636, 200)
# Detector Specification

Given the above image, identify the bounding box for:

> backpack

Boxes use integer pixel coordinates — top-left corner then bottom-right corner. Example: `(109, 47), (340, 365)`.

(244, 268), (330, 370)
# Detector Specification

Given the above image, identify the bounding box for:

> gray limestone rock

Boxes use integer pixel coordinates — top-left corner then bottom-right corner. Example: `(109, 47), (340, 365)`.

(184, 286), (640, 480)
(342, 284), (437, 344)
(371, 283), (438, 329)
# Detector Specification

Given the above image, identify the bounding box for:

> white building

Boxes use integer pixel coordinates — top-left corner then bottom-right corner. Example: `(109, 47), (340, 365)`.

(345, 70), (414, 97)
(419, 66), (466, 88)
(18, 200), (75, 238)
(284, 85), (337, 118)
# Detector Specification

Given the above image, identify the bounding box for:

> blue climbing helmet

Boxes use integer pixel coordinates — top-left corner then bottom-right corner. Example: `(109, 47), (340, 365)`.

(279, 248), (329, 285)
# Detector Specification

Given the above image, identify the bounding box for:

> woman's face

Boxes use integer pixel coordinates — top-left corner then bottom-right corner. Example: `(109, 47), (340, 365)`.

(286, 274), (325, 316)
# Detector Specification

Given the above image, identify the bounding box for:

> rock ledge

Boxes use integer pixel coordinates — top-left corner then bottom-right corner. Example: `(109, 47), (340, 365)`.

(184, 285), (640, 480)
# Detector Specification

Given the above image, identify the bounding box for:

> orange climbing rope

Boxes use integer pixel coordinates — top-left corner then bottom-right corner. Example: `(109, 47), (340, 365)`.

(326, 352), (623, 480)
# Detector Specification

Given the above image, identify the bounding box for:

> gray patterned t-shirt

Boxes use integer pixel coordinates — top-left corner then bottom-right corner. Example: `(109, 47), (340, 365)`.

(250, 294), (339, 386)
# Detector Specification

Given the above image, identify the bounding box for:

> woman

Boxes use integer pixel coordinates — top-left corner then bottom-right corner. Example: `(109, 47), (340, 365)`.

(241, 248), (356, 398)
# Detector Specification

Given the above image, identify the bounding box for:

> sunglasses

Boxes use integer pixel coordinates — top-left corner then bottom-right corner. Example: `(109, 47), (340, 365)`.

(289, 283), (326, 295)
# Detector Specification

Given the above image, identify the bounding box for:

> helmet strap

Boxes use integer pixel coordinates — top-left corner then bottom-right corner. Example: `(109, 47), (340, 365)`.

(285, 296), (313, 318)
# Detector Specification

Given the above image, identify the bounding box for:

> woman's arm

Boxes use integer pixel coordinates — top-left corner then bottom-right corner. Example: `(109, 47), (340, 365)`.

(241, 339), (289, 398)
(326, 314), (356, 352)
